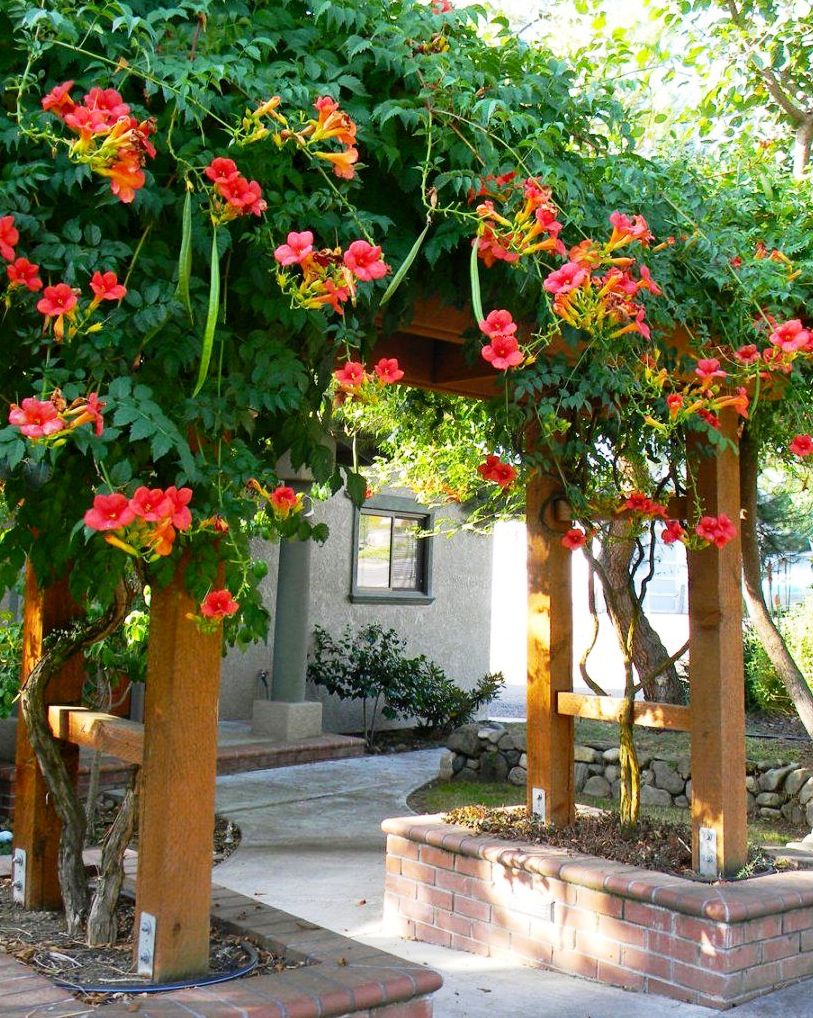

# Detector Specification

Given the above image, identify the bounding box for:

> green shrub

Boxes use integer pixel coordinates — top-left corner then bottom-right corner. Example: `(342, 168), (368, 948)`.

(0, 611), (21, 720)
(744, 594), (813, 713)
(306, 624), (504, 746)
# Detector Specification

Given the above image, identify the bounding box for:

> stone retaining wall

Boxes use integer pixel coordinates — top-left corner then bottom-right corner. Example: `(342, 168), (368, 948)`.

(440, 721), (813, 825)
(383, 814), (813, 1010)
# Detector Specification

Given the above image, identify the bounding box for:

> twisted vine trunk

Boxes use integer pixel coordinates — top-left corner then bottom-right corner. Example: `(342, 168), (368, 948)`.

(740, 431), (813, 739)
(87, 771), (139, 946)
(19, 574), (138, 937)
(618, 690), (640, 830)
(591, 525), (686, 705)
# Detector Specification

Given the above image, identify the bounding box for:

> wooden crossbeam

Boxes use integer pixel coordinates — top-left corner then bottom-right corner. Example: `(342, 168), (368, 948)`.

(48, 706), (143, 765)
(557, 692), (691, 731)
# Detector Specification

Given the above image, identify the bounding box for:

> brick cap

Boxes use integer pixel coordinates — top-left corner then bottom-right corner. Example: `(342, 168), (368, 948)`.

(383, 814), (813, 923)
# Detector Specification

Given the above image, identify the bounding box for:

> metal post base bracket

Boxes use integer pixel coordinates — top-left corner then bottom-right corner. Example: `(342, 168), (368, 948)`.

(137, 911), (157, 978)
(12, 848), (26, 905)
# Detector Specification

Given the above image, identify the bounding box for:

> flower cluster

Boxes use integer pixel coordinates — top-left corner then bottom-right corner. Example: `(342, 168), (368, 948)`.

(233, 95), (286, 146)
(474, 177), (565, 268)
(204, 157), (267, 223)
(790, 434), (813, 457)
(1, 214), (43, 298)
(542, 213), (659, 341)
(8, 391), (104, 442)
(274, 231), (389, 315)
(332, 357), (405, 404)
(190, 588), (240, 634)
(477, 454), (517, 489)
(247, 478), (305, 520)
(83, 485), (192, 560)
(479, 310), (524, 371)
(274, 96), (358, 180)
(41, 82), (155, 203)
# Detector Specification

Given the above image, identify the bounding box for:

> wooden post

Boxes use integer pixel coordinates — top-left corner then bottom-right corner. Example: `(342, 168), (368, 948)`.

(134, 567), (222, 981)
(687, 407), (748, 877)
(526, 472), (574, 825)
(14, 563), (84, 910)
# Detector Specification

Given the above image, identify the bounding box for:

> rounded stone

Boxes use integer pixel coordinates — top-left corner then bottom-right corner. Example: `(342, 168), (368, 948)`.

(784, 768), (812, 798)
(800, 777), (813, 806)
(602, 748), (621, 764)
(574, 762), (589, 792)
(652, 759), (686, 795)
(640, 785), (673, 807)
(582, 775), (612, 799)
(574, 745), (600, 764)
(508, 766), (526, 787)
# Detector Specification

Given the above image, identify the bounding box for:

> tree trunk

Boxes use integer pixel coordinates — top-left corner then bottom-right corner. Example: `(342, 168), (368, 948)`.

(793, 119), (813, 179)
(740, 430), (813, 738)
(19, 574), (138, 936)
(87, 771), (139, 947)
(618, 691), (640, 829)
(592, 525), (686, 705)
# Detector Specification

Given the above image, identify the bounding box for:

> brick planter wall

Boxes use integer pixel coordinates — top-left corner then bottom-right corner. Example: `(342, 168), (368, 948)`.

(382, 814), (813, 1010)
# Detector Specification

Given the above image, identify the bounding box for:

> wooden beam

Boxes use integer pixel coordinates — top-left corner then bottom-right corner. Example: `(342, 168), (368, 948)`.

(557, 692), (691, 731)
(526, 472), (574, 825)
(47, 706), (143, 765)
(135, 565), (222, 981)
(687, 407), (747, 878)
(14, 564), (84, 910)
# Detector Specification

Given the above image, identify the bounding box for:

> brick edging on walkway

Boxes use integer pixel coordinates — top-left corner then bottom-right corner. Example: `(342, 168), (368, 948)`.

(0, 867), (441, 1017)
(382, 814), (813, 923)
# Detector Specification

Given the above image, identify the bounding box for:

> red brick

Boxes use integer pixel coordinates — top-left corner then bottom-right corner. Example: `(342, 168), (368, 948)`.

(645, 977), (697, 1005)
(417, 884), (453, 911)
(370, 998), (433, 1018)
(453, 893), (491, 922)
(435, 868), (486, 896)
(672, 960), (732, 996)
(454, 855), (492, 879)
(802, 928), (813, 951)
(575, 931), (621, 966)
(740, 963), (784, 995)
(451, 932), (490, 957)
(399, 896), (435, 925)
(783, 909), (813, 934)
(781, 952), (813, 982)
(435, 910), (473, 938)
(532, 875), (569, 902)
(549, 947), (598, 981)
(713, 941), (760, 973)
(510, 932), (553, 966)
(598, 961), (645, 992)
(739, 914), (783, 943)
(571, 885), (623, 917)
(414, 920), (452, 948)
(385, 855), (402, 876)
(624, 899), (673, 933)
(673, 914), (734, 949)
(622, 945), (672, 980)
(530, 917), (574, 950)
(648, 930), (700, 966)
(490, 905), (532, 937)
(385, 874), (418, 900)
(597, 914), (646, 948)
(471, 920), (511, 952)
(401, 859), (437, 884)
(761, 932), (800, 962)
(420, 845), (456, 870)
(554, 902), (597, 934)
(387, 835), (420, 860)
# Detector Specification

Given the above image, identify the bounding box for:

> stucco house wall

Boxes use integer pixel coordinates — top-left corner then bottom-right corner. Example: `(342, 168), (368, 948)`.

(217, 488), (493, 734)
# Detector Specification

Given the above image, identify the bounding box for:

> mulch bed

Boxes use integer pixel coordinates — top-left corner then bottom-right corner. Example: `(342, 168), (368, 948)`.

(359, 728), (446, 755)
(0, 877), (301, 1006)
(445, 805), (796, 880)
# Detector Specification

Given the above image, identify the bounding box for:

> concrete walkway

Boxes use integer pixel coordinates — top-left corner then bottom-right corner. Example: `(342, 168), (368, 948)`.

(212, 749), (813, 1017)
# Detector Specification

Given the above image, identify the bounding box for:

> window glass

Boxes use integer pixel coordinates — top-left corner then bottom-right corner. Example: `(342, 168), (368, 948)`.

(391, 516), (421, 589)
(356, 513), (391, 588)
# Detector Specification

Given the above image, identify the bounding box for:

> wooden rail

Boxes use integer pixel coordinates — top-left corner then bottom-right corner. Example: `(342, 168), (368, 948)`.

(48, 706), (144, 765)
(557, 692), (691, 731)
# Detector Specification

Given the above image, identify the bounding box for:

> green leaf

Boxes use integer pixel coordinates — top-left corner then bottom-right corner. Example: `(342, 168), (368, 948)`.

(379, 221), (430, 306)
(192, 227), (221, 398)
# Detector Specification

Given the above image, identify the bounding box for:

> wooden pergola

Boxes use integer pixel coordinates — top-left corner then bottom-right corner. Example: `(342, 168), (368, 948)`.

(13, 297), (747, 983)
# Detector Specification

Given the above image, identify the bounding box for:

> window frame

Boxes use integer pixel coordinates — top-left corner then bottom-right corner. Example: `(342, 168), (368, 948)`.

(350, 495), (435, 605)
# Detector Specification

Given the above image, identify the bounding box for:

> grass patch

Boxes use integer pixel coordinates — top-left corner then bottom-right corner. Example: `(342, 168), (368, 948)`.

(501, 718), (813, 767)
(408, 780), (805, 846)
